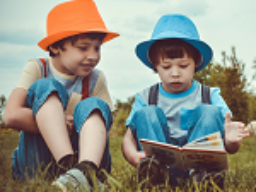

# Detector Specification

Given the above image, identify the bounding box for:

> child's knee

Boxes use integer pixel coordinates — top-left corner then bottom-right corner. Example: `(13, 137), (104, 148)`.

(195, 105), (223, 125)
(193, 105), (224, 132)
(196, 104), (221, 117)
(73, 97), (113, 133)
(134, 106), (164, 119)
(132, 106), (166, 127)
(30, 78), (64, 91)
(26, 79), (68, 115)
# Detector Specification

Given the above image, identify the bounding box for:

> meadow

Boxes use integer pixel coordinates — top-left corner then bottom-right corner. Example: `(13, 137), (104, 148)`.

(1, 129), (256, 191)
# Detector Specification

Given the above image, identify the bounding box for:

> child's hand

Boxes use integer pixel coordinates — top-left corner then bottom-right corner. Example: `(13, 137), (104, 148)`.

(224, 112), (249, 153)
(65, 115), (73, 136)
(135, 151), (148, 167)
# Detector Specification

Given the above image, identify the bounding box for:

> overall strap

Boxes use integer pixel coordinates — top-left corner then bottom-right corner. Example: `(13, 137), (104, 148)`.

(81, 76), (90, 100)
(38, 58), (47, 77)
(148, 83), (211, 105)
(201, 85), (211, 104)
(148, 83), (159, 105)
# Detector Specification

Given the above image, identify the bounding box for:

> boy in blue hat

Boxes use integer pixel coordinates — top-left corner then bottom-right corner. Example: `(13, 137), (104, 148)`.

(122, 14), (249, 187)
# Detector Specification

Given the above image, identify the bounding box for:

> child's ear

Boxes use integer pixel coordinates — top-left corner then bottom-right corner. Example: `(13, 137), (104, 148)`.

(48, 46), (60, 55)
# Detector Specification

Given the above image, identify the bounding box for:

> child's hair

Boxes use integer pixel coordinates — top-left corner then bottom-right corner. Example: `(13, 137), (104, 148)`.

(148, 39), (201, 71)
(49, 32), (107, 57)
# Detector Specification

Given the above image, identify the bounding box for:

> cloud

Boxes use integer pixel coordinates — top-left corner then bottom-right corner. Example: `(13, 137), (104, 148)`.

(107, 67), (159, 102)
(0, 42), (48, 69)
(0, 0), (256, 102)
(132, 15), (156, 33)
(156, 0), (210, 17)
(175, 0), (209, 17)
(108, 0), (166, 2)
(0, 68), (21, 97)
(0, 28), (43, 45)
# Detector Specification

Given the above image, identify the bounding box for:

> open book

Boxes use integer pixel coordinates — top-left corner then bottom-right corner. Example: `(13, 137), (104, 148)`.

(140, 132), (228, 171)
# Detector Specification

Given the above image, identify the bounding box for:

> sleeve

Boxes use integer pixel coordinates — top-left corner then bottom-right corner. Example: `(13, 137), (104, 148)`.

(91, 71), (114, 111)
(15, 59), (42, 90)
(210, 87), (233, 119)
(126, 93), (147, 127)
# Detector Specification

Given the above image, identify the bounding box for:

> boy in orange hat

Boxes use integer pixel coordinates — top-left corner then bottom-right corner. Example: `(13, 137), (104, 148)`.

(4, 0), (119, 190)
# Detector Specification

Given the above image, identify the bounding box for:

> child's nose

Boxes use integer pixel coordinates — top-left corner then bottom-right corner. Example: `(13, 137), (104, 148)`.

(87, 51), (98, 61)
(171, 67), (180, 77)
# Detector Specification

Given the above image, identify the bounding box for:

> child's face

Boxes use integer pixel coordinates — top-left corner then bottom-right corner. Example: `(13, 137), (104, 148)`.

(53, 37), (102, 77)
(155, 53), (195, 93)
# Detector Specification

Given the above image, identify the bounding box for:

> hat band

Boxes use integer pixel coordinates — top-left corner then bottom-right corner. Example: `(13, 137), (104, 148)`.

(151, 31), (199, 41)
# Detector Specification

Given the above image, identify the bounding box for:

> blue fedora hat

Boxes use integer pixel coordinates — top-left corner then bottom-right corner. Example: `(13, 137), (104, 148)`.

(135, 14), (213, 72)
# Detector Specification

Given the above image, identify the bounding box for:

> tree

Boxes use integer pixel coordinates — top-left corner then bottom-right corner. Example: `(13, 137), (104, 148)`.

(111, 96), (135, 136)
(0, 95), (6, 128)
(195, 47), (249, 123)
(194, 62), (215, 86)
(252, 58), (256, 71)
(219, 47), (248, 123)
(194, 62), (226, 88)
(248, 58), (256, 121)
(248, 92), (256, 121)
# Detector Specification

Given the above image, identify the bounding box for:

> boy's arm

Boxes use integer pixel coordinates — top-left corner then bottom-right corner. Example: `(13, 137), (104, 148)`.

(122, 127), (147, 167)
(224, 112), (249, 154)
(4, 88), (40, 133)
(4, 59), (42, 133)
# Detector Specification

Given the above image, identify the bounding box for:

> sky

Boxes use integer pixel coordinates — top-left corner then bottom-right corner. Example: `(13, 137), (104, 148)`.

(0, 0), (256, 102)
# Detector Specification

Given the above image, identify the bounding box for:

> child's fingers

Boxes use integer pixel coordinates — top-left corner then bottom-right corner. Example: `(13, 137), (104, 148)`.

(242, 128), (249, 135)
(237, 128), (250, 139)
(238, 122), (245, 129)
(225, 112), (231, 124)
(66, 121), (73, 136)
(65, 114), (73, 122)
(240, 132), (250, 139)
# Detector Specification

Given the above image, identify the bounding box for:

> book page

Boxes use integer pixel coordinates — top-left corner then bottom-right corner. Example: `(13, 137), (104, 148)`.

(183, 132), (225, 152)
(140, 139), (185, 169)
(182, 132), (228, 171)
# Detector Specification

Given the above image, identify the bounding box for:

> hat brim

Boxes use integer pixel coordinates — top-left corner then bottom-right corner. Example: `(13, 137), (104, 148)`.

(136, 36), (213, 72)
(38, 29), (119, 51)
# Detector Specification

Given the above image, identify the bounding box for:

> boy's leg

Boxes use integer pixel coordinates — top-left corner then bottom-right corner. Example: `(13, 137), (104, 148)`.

(12, 78), (74, 180)
(36, 93), (73, 162)
(52, 97), (112, 191)
(128, 106), (188, 186)
(77, 110), (107, 166)
(12, 132), (53, 180)
(73, 97), (112, 172)
(181, 104), (225, 143)
(182, 104), (225, 189)
(128, 105), (172, 150)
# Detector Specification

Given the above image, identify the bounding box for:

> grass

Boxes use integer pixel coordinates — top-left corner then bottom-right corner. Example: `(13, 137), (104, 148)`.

(1, 129), (256, 191)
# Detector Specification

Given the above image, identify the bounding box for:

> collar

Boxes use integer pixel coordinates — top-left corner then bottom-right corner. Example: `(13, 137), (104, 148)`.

(158, 80), (198, 99)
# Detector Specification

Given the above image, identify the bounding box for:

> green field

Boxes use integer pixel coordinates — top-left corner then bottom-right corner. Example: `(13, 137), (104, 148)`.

(1, 129), (256, 191)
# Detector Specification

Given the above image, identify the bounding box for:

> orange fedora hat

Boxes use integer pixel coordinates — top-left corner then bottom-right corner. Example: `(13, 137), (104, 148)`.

(38, 0), (119, 51)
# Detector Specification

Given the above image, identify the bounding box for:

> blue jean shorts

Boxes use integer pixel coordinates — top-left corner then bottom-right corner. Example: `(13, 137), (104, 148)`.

(12, 78), (113, 180)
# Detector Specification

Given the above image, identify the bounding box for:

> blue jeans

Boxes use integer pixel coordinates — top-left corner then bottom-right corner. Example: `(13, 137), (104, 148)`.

(128, 105), (224, 184)
(12, 78), (113, 180)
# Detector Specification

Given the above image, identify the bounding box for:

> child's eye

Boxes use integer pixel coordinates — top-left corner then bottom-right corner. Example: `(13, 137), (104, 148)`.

(78, 46), (88, 51)
(163, 66), (170, 69)
(180, 65), (188, 68)
(94, 46), (100, 52)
